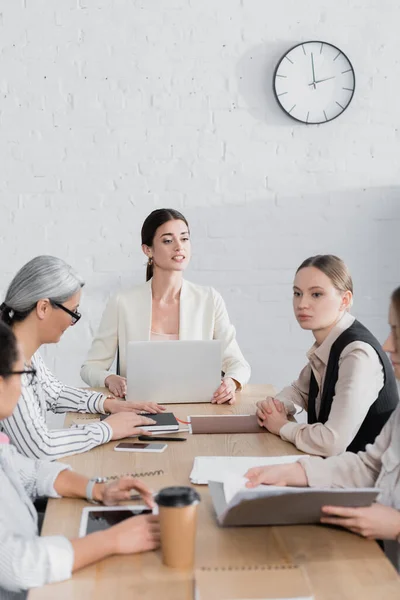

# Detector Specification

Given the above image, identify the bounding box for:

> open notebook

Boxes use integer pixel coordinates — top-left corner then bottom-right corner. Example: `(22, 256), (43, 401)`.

(194, 564), (314, 600)
(209, 472), (379, 527)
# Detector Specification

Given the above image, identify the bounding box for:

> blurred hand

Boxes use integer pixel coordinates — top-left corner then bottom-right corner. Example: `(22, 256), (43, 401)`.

(256, 397), (288, 434)
(320, 503), (400, 540)
(107, 514), (160, 555)
(103, 397), (166, 415)
(212, 377), (237, 405)
(104, 412), (156, 440)
(105, 375), (127, 398)
(245, 462), (308, 488)
(99, 476), (155, 508)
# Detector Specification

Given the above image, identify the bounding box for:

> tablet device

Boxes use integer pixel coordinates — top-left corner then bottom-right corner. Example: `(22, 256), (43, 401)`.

(79, 505), (152, 537)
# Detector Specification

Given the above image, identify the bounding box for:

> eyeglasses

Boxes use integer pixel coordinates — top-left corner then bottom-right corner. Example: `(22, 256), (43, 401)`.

(0, 368), (37, 386)
(50, 301), (82, 325)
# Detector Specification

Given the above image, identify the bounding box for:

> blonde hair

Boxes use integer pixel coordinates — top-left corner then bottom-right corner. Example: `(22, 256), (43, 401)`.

(296, 255), (353, 304)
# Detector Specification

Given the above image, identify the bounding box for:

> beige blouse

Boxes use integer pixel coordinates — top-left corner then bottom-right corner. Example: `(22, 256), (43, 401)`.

(150, 331), (179, 341)
(300, 401), (400, 572)
(275, 313), (384, 456)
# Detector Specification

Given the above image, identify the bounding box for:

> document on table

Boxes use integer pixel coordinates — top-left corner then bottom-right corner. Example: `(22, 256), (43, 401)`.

(208, 472), (379, 527)
(190, 455), (306, 485)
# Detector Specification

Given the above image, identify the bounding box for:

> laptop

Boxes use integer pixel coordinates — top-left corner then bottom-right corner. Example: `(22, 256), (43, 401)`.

(126, 340), (222, 404)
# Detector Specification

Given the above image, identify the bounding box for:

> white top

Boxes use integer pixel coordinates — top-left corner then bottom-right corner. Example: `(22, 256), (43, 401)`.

(300, 400), (400, 572)
(276, 313), (384, 456)
(0, 440), (73, 599)
(80, 279), (251, 389)
(0, 353), (112, 461)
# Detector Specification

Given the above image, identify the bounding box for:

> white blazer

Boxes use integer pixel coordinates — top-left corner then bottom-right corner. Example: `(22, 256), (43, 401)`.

(80, 279), (251, 389)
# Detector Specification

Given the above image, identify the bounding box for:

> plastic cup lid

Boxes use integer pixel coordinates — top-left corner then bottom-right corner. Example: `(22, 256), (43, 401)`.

(155, 486), (201, 507)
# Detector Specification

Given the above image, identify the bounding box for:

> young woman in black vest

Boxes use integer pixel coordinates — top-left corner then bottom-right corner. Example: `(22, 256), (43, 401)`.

(256, 255), (398, 456)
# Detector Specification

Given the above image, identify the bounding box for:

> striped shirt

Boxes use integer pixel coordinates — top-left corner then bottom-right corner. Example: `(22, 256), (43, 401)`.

(0, 352), (112, 461)
(0, 443), (73, 599)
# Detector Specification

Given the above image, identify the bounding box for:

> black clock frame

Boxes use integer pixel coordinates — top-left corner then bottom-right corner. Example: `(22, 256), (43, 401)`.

(273, 40), (356, 125)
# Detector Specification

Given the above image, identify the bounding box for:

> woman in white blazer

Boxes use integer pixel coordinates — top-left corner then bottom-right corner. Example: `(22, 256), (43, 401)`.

(81, 208), (251, 404)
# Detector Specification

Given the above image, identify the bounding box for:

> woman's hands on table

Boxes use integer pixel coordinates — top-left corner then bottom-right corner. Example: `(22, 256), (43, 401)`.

(212, 377), (238, 405)
(320, 503), (400, 540)
(106, 513), (160, 555)
(105, 374), (127, 397)
(94, 476), (156, 508)
(103, 396), (165, 415)
(245, 462), (308, 488)
(256, 397), (289, 434)
(104, 413), (156, 440)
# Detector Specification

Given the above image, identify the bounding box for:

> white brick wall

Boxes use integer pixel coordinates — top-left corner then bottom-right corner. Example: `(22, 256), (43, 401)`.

(1, 0), (400, 397)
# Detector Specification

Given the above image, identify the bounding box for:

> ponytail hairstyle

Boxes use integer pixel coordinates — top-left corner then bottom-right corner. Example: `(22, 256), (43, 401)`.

(0, 256), (84, 326)
(0, 321), (19, 378)
(296, 255), (353, 308)
(141, 209), (190, 282)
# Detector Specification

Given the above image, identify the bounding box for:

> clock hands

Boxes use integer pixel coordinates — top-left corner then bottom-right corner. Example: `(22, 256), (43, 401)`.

(309, 75), (336, 86)
(310, 53), (316, 89)
(309, 54), (336, 89)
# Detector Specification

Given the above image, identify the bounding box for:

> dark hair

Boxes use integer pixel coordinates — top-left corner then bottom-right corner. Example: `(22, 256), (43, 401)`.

(141, 208), (190, 281)
(392, 287), (400, 336)
(296, 255), (353, 294)
(0, 321), (19, 378)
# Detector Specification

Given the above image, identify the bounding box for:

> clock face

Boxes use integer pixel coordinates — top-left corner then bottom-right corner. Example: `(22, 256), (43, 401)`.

(274, 41), (355, 124)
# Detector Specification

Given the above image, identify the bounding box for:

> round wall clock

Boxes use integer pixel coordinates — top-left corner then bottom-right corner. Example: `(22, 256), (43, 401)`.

(273, 41), (355, 124)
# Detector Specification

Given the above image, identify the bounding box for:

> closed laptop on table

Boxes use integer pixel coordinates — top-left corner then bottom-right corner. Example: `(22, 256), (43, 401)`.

(189, 414), (264, 434)
(126, 340), (222, 404)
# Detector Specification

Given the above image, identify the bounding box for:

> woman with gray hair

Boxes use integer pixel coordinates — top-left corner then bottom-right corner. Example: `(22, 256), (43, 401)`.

(0, 256), (161, 461)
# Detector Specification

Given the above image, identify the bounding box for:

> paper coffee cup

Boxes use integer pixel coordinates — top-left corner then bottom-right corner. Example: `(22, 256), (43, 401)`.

(155, 486), (201, 568)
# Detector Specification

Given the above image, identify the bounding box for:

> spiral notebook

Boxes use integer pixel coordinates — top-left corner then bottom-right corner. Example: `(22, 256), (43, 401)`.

(194, 564), (313, 600)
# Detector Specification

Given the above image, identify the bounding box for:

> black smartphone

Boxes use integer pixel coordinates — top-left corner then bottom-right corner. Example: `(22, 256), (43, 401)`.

(114, 441), (167, 452)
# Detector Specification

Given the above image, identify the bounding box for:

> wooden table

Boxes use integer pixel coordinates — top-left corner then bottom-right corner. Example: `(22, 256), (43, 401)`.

(29, 385), (400, 599)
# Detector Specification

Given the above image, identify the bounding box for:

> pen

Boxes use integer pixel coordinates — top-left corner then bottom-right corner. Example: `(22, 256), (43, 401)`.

(138, 435), (187, 442)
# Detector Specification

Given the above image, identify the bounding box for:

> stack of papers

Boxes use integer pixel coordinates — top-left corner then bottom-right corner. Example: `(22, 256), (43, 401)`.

(190, 455), (305, 485)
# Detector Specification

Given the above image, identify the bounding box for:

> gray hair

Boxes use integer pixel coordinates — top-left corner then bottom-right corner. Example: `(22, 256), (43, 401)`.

(0, 255), (84, 325)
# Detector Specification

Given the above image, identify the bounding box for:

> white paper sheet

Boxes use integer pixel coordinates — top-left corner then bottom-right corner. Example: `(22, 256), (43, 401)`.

(190, 455), (307, 485)
(223, 473), (263, 504)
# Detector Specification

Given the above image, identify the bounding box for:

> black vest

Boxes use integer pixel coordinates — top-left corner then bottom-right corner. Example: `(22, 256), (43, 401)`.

(308, 319), (398, 453)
